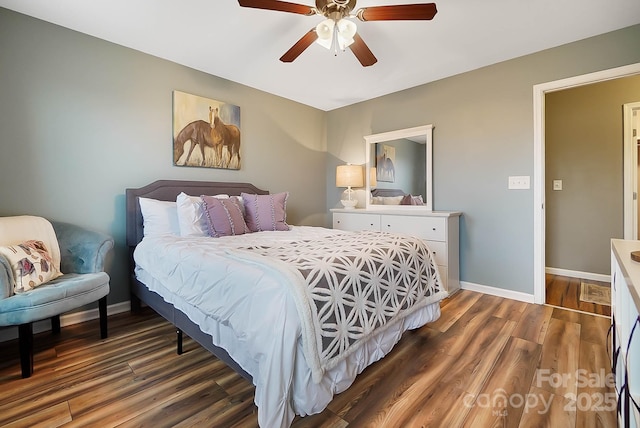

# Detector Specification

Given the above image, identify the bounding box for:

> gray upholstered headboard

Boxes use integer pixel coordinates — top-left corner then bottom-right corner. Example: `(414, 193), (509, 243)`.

(125, 180), (268, 248)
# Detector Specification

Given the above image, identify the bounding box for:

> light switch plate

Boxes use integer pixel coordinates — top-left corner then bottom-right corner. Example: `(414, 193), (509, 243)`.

(553, 180), (563, 191)
(508, 176), (530, 190)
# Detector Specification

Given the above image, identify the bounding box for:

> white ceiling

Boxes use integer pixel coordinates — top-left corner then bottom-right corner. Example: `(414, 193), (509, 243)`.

(2, 0), (640, 111)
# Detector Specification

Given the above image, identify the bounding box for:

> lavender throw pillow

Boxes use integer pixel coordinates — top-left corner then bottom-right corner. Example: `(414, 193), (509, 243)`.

(241, 192), (291, 232)
(200, 195), (250, 238)
(400, 194), (425, 206)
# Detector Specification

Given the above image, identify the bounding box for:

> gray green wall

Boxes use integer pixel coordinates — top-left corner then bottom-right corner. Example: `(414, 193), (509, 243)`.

(2, 6), (640, 303)
(545, 75), (640, 275)
(326, 24), (640, 294)
(0, 8), (327, 305)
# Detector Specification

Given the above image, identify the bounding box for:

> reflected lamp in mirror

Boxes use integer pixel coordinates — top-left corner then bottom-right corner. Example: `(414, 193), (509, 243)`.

(336, 164), (363, 209)
(369, 167), (377, 188)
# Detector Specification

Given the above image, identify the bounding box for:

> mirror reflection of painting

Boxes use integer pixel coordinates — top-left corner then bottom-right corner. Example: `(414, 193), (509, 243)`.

(376, 144), (396, 182)
(365, 124), (433, 210)
(371, 138), (426, 203)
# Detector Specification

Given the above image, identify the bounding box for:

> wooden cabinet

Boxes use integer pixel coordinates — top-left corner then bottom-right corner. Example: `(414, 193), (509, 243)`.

(332, 209), (461, 295)
(611, 239), (640, 428)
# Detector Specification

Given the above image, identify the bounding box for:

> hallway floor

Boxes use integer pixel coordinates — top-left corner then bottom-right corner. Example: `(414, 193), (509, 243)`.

(545, 274), (611, 316)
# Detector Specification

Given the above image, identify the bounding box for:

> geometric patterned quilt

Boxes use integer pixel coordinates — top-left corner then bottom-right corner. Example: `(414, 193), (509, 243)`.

(229, 230), (446, 382)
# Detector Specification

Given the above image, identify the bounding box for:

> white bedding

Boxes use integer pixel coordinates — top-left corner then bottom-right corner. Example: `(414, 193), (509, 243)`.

(134, 226), (442, 427)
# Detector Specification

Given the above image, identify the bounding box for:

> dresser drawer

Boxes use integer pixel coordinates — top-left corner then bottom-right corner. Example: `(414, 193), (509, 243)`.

(381, 215), (446, 241)
(426, 240), (447, 266)
(333, 212), (380, 231)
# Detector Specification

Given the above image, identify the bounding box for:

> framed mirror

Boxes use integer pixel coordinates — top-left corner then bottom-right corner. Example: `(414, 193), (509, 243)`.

(364, 124), (433, 210)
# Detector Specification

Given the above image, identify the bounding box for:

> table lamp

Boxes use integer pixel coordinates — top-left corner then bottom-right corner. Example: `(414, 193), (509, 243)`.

(336, 164), (363, 209)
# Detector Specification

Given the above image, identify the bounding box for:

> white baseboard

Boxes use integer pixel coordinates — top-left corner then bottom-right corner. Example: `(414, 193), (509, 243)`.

(0, 300), (131, 343)
(460, 281), (535, 304)
(545, 267), (610, 283)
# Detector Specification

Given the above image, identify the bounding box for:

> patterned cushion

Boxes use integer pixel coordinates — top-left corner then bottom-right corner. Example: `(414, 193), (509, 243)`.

(241, 192), (291, 232)
(201, 195), (250, 238)
(0, 240), (62, 294)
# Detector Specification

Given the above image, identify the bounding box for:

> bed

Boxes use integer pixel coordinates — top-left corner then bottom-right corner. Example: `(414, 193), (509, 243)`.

(125, 179), (445, 427)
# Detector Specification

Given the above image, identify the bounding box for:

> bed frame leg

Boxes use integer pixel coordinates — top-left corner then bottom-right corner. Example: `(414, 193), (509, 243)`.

(130, 293), (142, 314)
(177, 329), (183, 355)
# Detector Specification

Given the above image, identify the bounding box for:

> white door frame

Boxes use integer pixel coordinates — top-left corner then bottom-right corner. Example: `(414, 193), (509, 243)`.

(533, 63), (640, 305)
(623, 101), (640, 240)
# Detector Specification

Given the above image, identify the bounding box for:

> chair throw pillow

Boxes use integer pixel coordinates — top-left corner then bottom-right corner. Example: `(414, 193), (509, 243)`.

(241, 192), (291, 232)
(0, 240), (62, 294)
(201, 195), (250, 238)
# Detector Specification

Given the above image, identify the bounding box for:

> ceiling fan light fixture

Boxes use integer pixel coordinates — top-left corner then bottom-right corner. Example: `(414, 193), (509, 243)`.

(315, 18), (357, 51)
(239, 0), (436, 67)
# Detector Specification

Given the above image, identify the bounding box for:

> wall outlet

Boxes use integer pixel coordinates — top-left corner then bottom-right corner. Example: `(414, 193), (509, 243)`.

(508, 176), (530, 190)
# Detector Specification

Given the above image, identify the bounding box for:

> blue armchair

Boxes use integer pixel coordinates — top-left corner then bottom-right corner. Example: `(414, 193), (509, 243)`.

(0, 216), (113, 378)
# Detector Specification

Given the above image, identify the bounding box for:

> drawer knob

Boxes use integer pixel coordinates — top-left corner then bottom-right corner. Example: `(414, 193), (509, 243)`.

(432, 228), (436, 231)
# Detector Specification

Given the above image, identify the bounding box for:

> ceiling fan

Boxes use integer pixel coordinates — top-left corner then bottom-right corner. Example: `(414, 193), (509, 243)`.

(238, 0), (437, 67)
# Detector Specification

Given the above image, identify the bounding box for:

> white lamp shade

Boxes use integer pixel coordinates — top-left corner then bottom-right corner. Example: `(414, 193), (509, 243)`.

(338, 19), (357, 39)
(316, 19), (334, 40)
(337, 19), (356, 49)
(336, 164), (364, 188)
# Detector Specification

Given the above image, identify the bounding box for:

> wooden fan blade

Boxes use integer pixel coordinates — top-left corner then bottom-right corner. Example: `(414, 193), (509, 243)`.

(238, 0), (315, 16)
(280, 30), (318, 62)
(357, 3), (437, 21)
(349, 34), (377, 67)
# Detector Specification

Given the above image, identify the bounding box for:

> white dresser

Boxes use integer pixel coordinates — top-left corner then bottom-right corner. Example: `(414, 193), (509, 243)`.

(331, 208), (461, 296)
(611, 239), (640, 427)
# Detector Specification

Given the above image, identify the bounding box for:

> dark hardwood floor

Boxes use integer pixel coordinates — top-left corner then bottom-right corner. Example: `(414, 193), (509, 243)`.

(0, 290), (616, 427)
(545, 274), (611, 316)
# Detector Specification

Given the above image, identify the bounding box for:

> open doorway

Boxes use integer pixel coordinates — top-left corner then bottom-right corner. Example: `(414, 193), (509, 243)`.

(542, 78), (640, 315)
(624, 101), (640, 239)
(533, 63), (640, 311)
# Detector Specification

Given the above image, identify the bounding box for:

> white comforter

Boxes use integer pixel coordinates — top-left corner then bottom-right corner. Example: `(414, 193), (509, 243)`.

(134, 226), (442, 428)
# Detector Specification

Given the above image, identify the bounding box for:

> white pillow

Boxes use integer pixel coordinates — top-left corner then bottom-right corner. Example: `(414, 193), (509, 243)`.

(138, 197), (179, 237)
(176, 192), (230, 237)
(372, 195), (404, 205)
(382, 195), (404, 205)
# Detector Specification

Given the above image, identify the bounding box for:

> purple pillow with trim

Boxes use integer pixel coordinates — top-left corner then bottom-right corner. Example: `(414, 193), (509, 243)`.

(241, 192), (291, 232)
(200, 195), (250, 237)
(400, 194), (425, 206)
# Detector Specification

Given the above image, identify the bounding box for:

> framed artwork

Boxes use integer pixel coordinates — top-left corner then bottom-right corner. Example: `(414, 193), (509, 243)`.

(375, 143), (395, 182)
(172, 90), (241, 169)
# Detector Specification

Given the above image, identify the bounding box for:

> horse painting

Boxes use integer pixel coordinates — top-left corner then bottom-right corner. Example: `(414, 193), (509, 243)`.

(173, 119), (218, 166)
(173, 106), (241, 169)
(209, 107), (241, 169)
(376, 145), (396, 182)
